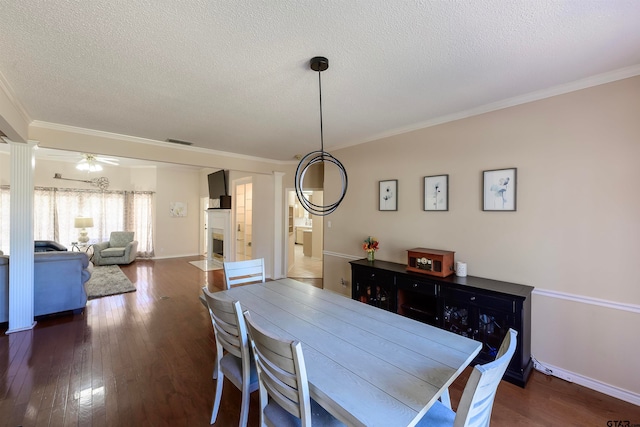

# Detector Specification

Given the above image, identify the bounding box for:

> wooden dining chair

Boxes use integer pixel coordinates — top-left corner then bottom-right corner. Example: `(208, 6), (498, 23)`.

(242, 310), (345, 427)
(202, 287), (259, 427)
(416, 328), (518, 427)
(223, 258), (266, 289)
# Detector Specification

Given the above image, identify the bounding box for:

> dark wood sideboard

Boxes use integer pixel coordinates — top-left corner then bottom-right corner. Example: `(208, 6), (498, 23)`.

(350, 258), (534, 387)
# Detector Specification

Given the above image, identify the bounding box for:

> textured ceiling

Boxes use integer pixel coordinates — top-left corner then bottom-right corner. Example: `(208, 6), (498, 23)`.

(1, 1), (640, 161)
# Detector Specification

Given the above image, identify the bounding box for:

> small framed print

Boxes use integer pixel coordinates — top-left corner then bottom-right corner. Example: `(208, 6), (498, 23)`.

(424, 174), (448, 211)
(483, 168), (517, 211)
(379, 179), (397, 211)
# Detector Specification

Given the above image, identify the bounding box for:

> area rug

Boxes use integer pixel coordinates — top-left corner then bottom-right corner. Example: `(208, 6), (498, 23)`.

(85, 265), (136, 300)
(189, 259), (223, 271)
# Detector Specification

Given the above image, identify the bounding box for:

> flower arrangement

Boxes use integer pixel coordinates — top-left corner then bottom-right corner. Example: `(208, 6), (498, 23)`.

(363, 236), (379, 262)
(362, 236), (379, 253)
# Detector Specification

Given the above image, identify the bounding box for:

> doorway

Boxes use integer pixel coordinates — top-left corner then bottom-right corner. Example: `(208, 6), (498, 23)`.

(235, 179), (253, 261)
(286, 190), (323, 283)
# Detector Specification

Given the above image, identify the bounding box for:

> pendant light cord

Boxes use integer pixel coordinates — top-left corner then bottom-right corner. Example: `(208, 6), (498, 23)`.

(318, 70), (324, 156)
(295, 56), (348, 216)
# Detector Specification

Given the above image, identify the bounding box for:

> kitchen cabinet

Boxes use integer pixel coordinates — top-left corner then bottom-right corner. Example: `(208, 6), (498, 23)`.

(303, 230), (312, 257)
(295, 226), (311, 244)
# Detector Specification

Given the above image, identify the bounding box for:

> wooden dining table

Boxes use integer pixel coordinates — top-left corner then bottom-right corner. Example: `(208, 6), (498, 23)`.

(215, 278), (482, 427)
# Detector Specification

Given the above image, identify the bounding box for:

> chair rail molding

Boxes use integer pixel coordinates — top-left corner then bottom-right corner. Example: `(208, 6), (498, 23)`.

(322, 250), (361, 260)
(532, 288), (640, 314)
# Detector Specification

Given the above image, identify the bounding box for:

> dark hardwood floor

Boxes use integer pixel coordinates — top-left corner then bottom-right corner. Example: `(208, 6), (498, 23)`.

(1, 257), (638, 426)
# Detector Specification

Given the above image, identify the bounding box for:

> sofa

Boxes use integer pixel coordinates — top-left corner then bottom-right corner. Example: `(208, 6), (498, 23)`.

(34, 240), (68, 252)
(92, 231), (138, 266)
(0, 251), (92, 323)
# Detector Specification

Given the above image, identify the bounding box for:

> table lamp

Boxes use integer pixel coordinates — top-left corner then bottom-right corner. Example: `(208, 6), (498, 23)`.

(74, 216), (94, 244)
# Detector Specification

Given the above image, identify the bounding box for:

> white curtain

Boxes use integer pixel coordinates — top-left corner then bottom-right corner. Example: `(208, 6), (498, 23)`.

(0, 186), (155, 257)
(0, 187), (10, 254)
(125, 191), (154, 258)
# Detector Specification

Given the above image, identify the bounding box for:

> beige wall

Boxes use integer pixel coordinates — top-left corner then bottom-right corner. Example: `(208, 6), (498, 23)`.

(324, 76), (640, 399)
(154, 166), (202, 258)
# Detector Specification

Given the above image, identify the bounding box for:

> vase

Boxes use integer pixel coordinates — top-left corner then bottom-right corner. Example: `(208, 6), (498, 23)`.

(367, 251), (375, 262)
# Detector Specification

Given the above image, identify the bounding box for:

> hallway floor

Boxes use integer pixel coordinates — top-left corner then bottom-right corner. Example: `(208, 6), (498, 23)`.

(287, 244), (322, 279)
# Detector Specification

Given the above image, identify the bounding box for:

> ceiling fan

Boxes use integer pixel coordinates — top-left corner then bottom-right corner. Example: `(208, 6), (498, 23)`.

(75, 153), (119, 172)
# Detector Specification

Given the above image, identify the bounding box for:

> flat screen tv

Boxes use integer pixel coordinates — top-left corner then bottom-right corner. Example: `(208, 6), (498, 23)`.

(208, 170), (228, 200)
(208, 170), (231, 209)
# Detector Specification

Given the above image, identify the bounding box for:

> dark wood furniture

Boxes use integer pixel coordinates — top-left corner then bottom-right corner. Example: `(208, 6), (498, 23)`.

(406, 247), (455, 277)
(350, 258), (534, 387)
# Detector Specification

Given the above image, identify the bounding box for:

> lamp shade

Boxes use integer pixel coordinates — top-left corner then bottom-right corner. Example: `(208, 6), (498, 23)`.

(74, 217), (94, 228)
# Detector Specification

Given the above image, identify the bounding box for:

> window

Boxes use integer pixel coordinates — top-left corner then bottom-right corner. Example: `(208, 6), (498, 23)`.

(0, 186), (154, 256)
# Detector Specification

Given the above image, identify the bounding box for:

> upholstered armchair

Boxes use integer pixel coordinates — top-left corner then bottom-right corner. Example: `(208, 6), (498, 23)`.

(93, 231), (138, 266)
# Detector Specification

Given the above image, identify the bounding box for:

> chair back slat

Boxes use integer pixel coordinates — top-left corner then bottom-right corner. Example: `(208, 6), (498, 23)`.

(223, 258), (265, 288)
(202, 289), (248, 359)
(454, 329), (517, 427)
(213, 323), (243, 358)
(254, 344), (300, 394)
(243, 311), (313, 425)
(257, 355), (302, 416)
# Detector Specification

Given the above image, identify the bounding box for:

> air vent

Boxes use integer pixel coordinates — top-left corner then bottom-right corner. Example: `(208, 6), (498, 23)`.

(165, 138), (194, 146)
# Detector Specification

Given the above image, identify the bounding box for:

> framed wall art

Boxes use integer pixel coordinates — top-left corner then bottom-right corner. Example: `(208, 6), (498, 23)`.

(379, 179), (397, 211)
(483, 168), (517, 211)
(170, 202), (187, 217)
(424, 174), (448, 211)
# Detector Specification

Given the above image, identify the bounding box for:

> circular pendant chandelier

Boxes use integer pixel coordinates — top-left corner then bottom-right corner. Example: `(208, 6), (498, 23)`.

(295, 56), (348, 216)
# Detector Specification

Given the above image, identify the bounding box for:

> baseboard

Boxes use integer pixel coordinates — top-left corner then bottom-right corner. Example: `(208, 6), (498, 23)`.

(152, 253), (202, 260)
(6, 321), (37, 334)
(533, 359), (640, 406)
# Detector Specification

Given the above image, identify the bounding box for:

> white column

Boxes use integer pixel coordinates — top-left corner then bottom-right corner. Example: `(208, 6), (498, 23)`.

(272, 171), (285, 279)
(7, 140), (37, 333)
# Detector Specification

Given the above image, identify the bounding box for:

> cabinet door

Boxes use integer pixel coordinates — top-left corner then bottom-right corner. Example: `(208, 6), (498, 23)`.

(474, 304), (514, 361)
(397, 276), (439, 326)
(441, 287), (515, 362)
(352, 267), (396, 312)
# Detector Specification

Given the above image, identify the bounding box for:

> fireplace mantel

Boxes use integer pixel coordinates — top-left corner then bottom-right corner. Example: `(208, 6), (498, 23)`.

(207, 209), (231, 263)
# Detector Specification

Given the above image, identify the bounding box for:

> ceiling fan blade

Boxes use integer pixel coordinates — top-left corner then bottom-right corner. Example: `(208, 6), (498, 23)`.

(96, 157), (119, 165)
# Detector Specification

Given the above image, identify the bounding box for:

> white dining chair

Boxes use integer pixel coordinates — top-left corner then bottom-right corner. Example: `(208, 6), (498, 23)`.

(202, 287), (259, 426)
(223, 258), (266, 289)
(416, 328), (518, 427)
(242, 310), (346, 427)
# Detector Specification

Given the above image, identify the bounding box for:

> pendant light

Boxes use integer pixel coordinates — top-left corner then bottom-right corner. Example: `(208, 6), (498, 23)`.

(295, 56), (348, 216)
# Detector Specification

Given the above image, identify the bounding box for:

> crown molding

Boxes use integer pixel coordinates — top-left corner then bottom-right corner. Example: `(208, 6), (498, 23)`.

(331, 64), (640, 152)
(29, 120), (290, 165)
(0, 70), (31, 125)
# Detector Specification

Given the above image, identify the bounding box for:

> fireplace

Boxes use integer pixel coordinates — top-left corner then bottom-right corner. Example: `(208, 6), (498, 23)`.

(207, 209), (231, 263)
(212, 229), (224, 261)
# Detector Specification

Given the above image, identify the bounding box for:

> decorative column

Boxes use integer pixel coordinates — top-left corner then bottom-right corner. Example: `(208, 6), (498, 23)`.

(272, 171), (285, 279)
(7, 140), (37, 333)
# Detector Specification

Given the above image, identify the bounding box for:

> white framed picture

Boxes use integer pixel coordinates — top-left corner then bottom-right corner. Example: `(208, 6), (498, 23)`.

(424, 174), (448, 211)
(483, 168), (517, 211)
(379, 179), (397, 211)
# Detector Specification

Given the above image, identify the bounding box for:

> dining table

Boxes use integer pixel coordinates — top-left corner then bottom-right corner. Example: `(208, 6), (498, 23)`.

(214, 278), (482, 427)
